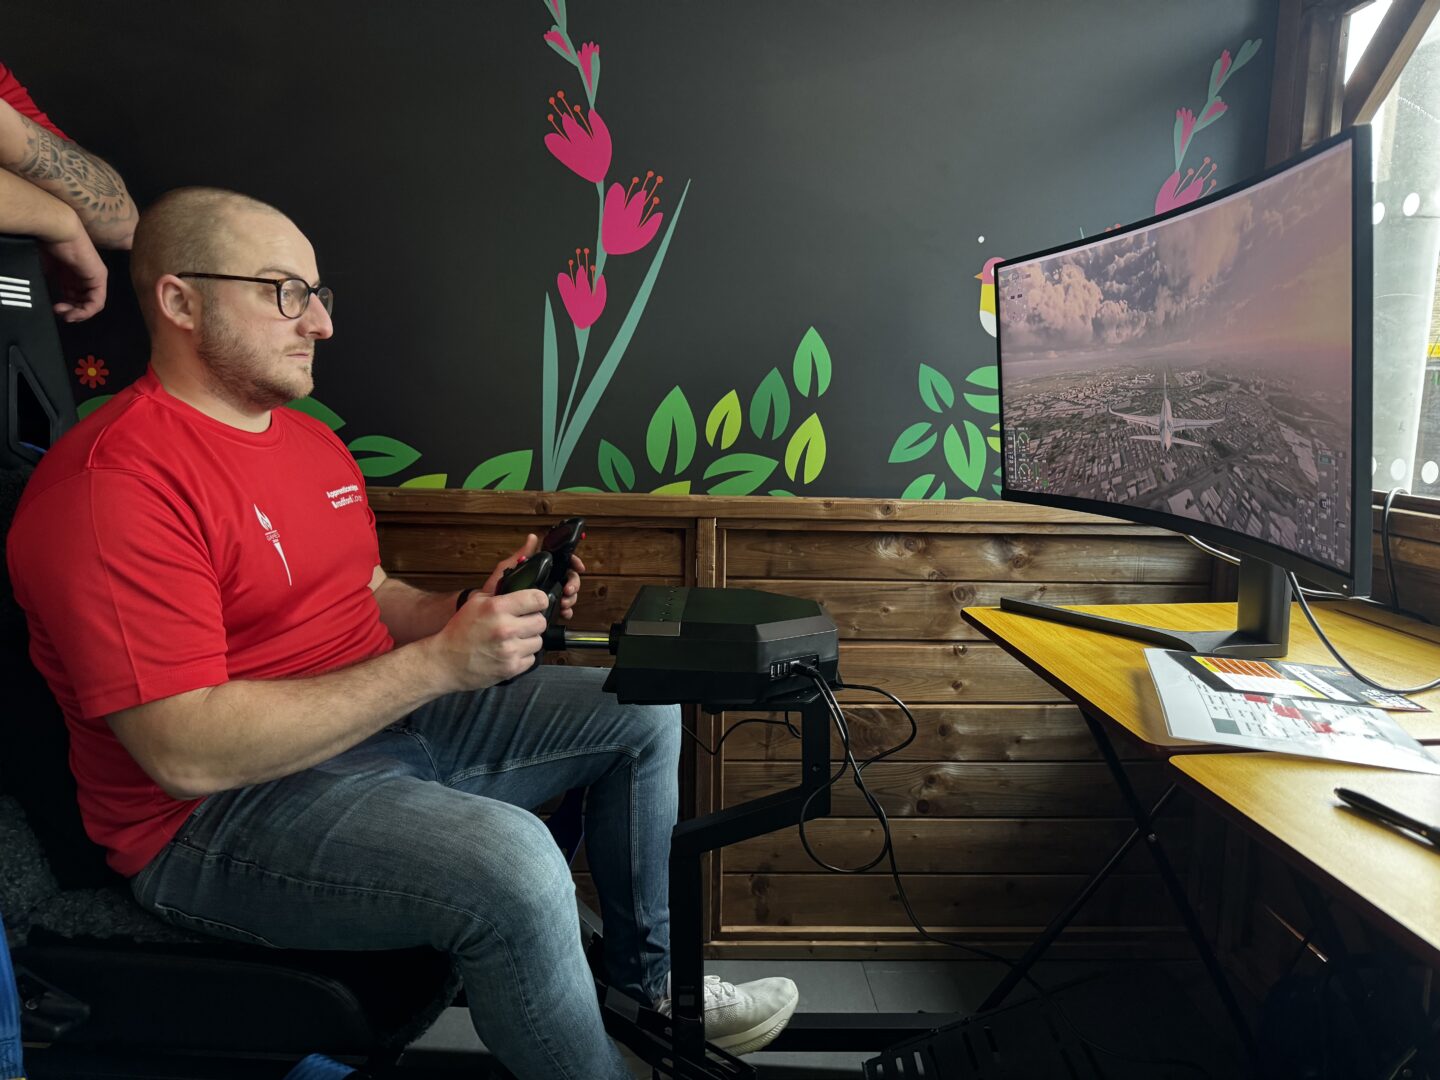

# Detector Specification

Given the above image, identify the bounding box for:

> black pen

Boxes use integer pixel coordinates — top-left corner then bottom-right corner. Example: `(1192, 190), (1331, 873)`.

(1335, 786), (1439, 847)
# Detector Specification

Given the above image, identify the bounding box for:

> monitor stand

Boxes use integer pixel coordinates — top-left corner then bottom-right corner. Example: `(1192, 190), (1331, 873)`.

(998, 555), (1291, 658)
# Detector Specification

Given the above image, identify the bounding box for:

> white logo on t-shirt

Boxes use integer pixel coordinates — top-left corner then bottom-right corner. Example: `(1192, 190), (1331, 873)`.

(325, 483), (362, 509)
(254, 504), (293, 586)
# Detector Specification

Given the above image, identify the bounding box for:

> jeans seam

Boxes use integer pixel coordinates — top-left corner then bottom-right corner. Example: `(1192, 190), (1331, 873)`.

(443, 742), (637, 787)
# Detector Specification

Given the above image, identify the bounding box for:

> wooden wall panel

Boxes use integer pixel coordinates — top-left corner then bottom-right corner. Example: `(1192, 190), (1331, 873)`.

(371, 490), (1210, 955)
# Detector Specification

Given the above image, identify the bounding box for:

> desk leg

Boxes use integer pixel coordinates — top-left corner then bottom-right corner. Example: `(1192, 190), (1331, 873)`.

(1080, 709), (1259, 1060)
(978, 798), (1164, 1012)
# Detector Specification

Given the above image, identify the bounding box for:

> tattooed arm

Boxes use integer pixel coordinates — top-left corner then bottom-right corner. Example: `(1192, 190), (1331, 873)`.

(0, 96), (136, 250)
(0, 168), (107, 321)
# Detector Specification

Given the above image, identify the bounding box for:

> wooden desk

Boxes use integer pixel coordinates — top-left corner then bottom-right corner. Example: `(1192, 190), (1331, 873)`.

(1172, 755), (1440, 969)
(962, 601), (1440, 747)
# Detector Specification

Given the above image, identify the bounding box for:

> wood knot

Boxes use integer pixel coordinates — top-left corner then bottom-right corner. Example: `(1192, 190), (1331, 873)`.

(880, 502), (895, 516)
(916, 799), (931, 814)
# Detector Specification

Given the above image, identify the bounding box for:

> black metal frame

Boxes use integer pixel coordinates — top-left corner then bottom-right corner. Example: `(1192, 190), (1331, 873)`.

(974, 707), (1260, 1062)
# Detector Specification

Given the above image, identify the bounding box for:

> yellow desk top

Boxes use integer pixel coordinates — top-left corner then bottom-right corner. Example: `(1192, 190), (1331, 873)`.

(1173, 754), (1440, 967)
(962, 602), (1440, 750)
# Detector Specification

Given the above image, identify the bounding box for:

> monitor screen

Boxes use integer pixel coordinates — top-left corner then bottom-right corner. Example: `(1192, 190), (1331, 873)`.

(996, 131), (1369, 592)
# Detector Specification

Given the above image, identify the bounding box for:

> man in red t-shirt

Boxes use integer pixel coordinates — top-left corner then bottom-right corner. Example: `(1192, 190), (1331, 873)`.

(7, 187), (798, 1076)
(0, 61), (136, 320)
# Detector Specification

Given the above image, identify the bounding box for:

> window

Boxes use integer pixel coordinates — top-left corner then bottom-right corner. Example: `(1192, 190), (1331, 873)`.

(1346, 3), (1440, 494)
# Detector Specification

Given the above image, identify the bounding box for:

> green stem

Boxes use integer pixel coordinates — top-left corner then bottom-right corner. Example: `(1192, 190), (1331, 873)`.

(555, 179), (691, 480)
(557, 181), (606, 453)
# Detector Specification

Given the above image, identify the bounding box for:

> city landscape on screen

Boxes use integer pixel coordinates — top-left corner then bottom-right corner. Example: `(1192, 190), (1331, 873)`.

(998, 141), (1354, 573)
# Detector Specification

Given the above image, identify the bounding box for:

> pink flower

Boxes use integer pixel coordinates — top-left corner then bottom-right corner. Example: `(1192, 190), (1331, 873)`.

(579, 41), (600, 96)
(602, 172), (664, 256)
(544, 90), (611, 182)
(543, 30), (574, 60)
(1216, 49), (1232, 87)
(1154, 157), (1217, 214)
(557, 247), (607, 329)
(1201, 99), (1227, 124)
(1177, 107), (1196, 153)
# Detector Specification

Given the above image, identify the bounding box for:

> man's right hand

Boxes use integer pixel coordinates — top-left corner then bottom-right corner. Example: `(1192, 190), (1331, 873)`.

(432, 587), (550, 691)
(40, 227), (107, 322)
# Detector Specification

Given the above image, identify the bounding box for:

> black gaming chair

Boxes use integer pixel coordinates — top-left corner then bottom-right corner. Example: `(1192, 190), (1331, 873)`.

(0, 235), (462, 1077)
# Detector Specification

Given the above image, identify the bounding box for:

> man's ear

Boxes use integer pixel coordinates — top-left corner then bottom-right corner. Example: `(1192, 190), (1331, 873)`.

(155, 274), (198, 331)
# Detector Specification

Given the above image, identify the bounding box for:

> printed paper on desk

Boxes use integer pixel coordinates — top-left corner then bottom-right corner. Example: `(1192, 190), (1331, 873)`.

(1175, 653), (1426, 712)
(1146, 649), (1440, 775)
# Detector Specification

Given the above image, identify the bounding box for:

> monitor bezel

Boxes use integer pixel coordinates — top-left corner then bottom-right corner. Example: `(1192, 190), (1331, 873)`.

(995, 126), (1372, 597)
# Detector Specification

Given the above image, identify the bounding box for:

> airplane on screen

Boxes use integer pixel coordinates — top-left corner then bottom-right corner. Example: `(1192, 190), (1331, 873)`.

(1109, 372), (1223, 451)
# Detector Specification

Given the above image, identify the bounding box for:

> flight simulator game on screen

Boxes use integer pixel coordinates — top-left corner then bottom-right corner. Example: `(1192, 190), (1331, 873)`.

(997, 137), (1358, 581)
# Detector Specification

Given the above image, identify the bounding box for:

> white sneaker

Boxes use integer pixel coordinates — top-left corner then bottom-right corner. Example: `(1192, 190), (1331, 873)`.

(655, 973), (799, 1055)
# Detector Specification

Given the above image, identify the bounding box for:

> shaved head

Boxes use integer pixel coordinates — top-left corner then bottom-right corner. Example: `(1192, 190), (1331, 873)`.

(129, 187), (287, 331)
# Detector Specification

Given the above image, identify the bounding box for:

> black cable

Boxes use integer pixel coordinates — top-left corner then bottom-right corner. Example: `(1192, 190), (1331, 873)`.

(1291, 574), (1440, 695)
(680, 712), (802, 757)
(791, 667), (1215, 1078)
(1382, 486), (1407, 614)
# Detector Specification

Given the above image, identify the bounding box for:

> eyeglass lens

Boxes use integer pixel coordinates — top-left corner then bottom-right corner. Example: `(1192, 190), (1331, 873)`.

(278, 278), (334, 318)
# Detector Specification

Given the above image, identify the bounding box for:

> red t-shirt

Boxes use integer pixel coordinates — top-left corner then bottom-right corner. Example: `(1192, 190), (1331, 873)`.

(0, 61), (67, 139)
(7, 369), (394, 876)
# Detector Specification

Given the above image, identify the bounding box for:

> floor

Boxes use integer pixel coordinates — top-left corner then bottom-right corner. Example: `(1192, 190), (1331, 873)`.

(405, 956), (1245, 1078)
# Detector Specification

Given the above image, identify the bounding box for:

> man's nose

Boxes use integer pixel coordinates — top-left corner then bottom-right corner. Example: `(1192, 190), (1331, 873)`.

(300, 292), (333, 339)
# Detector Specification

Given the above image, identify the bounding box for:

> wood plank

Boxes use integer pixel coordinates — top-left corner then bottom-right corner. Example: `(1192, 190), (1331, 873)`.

(729, 579), (1209, 640)
(370, 488), (1136, 526)
(833, 642), (1062, 704)
(719, 818), (1189, 874)
(717, 704), (1146, 762)
(377, 522), (682, 576)
(723, 531), (1208, 583)
(720, 873), (1176, 930)
(721, 761), (1170, 818)
(389, 573), (679, 630)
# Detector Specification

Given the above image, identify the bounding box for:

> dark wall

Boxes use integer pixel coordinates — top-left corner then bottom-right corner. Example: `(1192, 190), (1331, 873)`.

(0, 0), (1276, 498)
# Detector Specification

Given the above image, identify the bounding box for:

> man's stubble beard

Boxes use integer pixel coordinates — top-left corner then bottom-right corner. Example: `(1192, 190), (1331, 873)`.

(195, 306), (314, 412)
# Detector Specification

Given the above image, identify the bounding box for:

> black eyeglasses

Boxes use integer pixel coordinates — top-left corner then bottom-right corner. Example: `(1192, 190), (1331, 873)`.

(177, 273), (334, 319)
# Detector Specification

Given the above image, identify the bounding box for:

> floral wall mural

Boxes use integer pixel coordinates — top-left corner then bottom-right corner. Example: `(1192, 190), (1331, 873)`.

(11, 0), (1277, 501)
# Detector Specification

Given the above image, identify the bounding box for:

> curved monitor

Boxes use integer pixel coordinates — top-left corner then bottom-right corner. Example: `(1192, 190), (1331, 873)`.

(996, 128), (1372, 599)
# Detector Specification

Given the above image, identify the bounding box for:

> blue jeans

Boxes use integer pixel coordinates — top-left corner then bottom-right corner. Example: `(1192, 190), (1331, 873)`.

(131, 665), (681, 1080)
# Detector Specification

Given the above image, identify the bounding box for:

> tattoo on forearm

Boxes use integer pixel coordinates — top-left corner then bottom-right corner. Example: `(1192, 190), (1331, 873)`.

(15, 113), (134, 230)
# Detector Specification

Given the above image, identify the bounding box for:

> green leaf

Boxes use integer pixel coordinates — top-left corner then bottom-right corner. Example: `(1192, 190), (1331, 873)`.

(942, 421), (989, 491)
(703, 453), (779, 496)
(651, 480), (691, 495)
(541, 294), (559, 488)
(285, 396), (345, 430)
(901, 473), (941, 500)
(987, 421), (1002, 453)
(918, 364), (955, 413)
(889, 421), (937, 463)
(964, 365), (1000, 413)
(563, 486), (604, 493)
(1173, 110), (1185, 170)
(1231, 39), (1261, 79)
(791, 326), (832, 397)
(783, 413), (826, 484)
(76, 394), (112, 420)
(1193, 95), (1225, 134)
(400, 473), (447, 488)
(928, 481), (948, 500)
(749, 367), (791, 439)
(462, 449), (533, 490)
(706, 389), (742, 449)
(767, 489), (796, 497)
(646, 386), (697, 475)
(348, 434), (421, 478)
(598, 438), (635, 492)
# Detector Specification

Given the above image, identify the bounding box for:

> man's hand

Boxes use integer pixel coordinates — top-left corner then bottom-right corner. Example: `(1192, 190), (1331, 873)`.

(480, 533), (586, 621)
(431, 588), (549, 691)
(39, 228), (107, 322)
